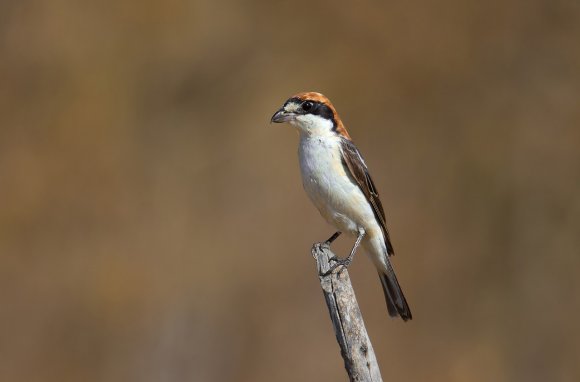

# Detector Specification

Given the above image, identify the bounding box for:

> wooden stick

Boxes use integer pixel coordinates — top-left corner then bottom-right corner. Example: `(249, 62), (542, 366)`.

(312, 242), (384, 382)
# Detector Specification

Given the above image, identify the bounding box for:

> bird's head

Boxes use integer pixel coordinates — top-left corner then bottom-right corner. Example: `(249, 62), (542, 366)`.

(270, 92), (350, 139)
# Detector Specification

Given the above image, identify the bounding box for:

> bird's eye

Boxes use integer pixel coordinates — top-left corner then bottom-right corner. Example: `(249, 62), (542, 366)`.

(301, 101), (314, 112)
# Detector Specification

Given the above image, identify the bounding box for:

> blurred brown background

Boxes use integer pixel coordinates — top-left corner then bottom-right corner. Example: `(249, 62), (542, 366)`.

(1, 0), (579, 381)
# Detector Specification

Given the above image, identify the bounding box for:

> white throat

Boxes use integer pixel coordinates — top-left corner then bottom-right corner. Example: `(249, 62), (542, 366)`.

(290, 114), (336, 138)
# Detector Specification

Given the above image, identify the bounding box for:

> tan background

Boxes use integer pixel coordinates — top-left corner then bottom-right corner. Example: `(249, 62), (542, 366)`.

(1, 0), (579, 381)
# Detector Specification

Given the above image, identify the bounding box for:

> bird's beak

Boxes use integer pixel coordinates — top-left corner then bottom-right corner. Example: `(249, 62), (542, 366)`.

(270, 108), (296, 124)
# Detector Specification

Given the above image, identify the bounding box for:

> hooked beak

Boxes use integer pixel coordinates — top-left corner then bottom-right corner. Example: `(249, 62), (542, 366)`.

(270, 108), (296, 124)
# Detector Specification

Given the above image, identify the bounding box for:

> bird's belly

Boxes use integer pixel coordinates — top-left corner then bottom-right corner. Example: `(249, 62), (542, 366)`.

(299, 137), (375, 235)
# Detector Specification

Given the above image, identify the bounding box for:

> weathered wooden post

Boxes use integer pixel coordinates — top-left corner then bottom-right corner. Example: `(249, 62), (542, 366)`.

(312, 242), (384, 382)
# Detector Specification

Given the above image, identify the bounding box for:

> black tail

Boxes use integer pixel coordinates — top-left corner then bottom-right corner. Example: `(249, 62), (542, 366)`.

(378, 260), (412, 321)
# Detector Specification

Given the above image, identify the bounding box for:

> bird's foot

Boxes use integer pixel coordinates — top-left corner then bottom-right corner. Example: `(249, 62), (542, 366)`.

(322, 256), (352, 276)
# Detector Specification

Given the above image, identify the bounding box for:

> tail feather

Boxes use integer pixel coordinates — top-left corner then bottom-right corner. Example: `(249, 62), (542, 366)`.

(378, 260), (412, 321)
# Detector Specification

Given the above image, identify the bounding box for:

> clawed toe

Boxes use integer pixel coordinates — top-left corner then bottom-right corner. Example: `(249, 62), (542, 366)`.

(321, 258), (351, 276)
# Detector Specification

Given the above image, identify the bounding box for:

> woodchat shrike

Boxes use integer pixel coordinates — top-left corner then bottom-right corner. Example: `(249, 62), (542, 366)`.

(271, 91), (412, 321)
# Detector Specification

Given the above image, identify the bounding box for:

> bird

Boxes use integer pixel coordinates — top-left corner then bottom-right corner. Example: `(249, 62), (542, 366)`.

(270, 91), (412, 321)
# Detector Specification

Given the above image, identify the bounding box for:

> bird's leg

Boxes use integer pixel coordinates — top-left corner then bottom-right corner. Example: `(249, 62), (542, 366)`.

(324, 228), (365, 275)
(313, 232), (342, 261)
(325, 231), (341, 245)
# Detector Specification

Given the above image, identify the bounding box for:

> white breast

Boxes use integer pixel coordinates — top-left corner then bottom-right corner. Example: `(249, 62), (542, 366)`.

(298, 135), (376, 235)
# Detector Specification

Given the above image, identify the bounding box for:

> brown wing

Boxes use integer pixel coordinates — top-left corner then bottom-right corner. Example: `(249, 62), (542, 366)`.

(340, 138), (395, 255)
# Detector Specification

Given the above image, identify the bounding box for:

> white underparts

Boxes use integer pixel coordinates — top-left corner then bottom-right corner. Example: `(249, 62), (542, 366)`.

(297, 133), (388, 268)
